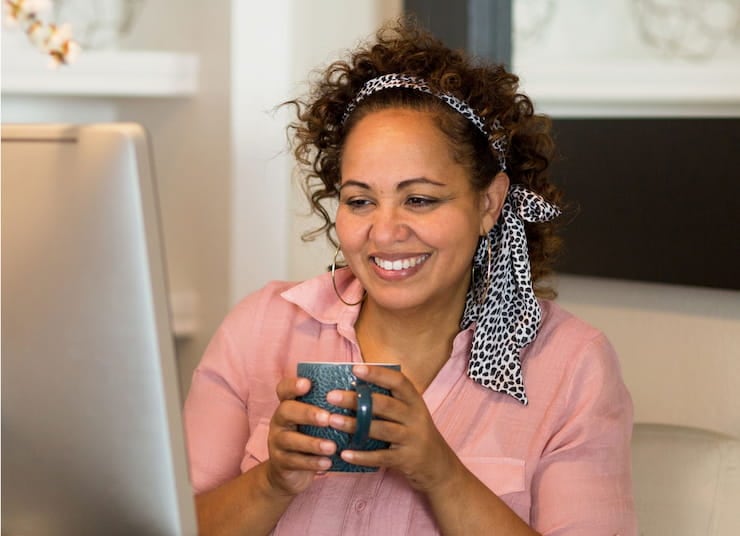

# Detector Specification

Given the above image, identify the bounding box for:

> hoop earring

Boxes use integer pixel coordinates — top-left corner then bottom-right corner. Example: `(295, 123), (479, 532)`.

(331, 246), (365, 306)
(477, 236), (493, 306)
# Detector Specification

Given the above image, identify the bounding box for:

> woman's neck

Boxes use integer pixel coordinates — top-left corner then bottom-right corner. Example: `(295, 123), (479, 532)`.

(354, 298), (466, 392)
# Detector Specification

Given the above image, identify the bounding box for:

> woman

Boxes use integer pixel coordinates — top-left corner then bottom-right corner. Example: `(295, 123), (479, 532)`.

(185, 19), (636, 535)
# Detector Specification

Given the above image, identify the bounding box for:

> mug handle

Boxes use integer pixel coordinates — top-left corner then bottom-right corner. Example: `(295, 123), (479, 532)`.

(348, 382), (372, 449)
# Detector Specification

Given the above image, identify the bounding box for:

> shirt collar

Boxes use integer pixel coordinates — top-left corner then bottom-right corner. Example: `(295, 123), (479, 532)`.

(280, 269), (364, 333)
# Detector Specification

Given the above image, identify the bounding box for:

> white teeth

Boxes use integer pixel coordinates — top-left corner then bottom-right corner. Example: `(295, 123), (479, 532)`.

(373, 255), (427, 271)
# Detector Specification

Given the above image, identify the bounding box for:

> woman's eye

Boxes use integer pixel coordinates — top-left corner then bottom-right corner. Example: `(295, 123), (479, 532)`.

(406, 196), (438, 207)
(343, 197), (373, 209)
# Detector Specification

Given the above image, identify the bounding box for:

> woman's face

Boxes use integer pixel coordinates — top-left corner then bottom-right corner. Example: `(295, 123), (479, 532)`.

(336, 108), (506, 315)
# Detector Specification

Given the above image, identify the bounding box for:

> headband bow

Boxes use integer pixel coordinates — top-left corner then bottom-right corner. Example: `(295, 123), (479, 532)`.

(461, 184), (561, 405)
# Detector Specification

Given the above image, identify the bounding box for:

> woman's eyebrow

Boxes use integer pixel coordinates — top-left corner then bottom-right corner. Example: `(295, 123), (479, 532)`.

(338, 180), (370, 191)
(397, 177), (445, 190)
(339, 177), (445, 191)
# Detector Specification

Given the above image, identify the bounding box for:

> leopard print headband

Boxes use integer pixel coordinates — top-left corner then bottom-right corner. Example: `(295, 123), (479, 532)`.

(344, 73), (561, 404)
(342, 73), (508, 172)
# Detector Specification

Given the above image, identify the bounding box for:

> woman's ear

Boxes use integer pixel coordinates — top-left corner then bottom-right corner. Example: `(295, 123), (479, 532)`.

(479, 172), (509, 235)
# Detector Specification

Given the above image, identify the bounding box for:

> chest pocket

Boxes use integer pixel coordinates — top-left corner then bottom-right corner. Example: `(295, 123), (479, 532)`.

(460, 456), (526, 496)
(241, 418), (271, 472)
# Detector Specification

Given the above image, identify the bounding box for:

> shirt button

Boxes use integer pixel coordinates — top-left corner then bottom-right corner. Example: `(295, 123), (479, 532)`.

(354, 500), (367, 512)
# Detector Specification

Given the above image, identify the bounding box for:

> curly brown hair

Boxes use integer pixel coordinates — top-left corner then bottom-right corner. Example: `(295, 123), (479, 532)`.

(287, 17), (563, 297)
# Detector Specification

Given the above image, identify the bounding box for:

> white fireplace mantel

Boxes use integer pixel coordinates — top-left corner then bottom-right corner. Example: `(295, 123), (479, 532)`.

(515, 59), (740, 118)
(2, 48), (199, 97)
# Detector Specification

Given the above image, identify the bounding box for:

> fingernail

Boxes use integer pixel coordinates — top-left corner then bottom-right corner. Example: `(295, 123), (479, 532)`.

(297, 378), (310, 390)
(315, 410), (329, 425)
(318, 458), (332, 470)
(329, 414), (344, 428)
(319, 440), (335, 454)
(341, 450), (355, 461)
(326, 390), (342, 404)
(354, 365), (369, 376)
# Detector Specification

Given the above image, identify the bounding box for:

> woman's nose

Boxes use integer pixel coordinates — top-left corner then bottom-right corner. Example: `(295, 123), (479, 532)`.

(368, 206), (411, 244)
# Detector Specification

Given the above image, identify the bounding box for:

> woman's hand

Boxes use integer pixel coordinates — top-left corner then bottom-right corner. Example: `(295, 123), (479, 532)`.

(264, 377), (337, 497)
(326, 365), (461, 492)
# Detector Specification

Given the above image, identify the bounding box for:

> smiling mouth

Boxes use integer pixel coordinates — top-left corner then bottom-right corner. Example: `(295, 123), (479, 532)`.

(371, 254), (429, 271)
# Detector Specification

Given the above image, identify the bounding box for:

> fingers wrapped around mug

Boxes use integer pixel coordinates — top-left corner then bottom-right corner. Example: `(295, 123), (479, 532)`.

(324, 365), (412, 445)
(267, 377), (337, 486)
(329, 365), (460, 491)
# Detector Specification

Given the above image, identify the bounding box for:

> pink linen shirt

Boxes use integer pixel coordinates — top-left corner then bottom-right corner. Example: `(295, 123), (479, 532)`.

(184, 271), (637, 535)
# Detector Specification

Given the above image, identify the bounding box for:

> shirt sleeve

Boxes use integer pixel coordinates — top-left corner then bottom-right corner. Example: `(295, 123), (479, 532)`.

(530, 333), (637, 536)
(184, 322), (251, 494)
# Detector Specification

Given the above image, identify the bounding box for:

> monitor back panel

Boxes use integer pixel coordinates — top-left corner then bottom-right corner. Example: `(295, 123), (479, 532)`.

(1, 124), (197, 536)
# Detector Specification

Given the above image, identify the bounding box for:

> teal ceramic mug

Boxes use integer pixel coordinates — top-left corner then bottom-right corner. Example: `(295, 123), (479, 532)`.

(296, 362), (400, 472)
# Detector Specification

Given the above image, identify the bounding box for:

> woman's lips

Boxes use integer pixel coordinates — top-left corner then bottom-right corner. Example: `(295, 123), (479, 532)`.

(371, 254), (429, 272)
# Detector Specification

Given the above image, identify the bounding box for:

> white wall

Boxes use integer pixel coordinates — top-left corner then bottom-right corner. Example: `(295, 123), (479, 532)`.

(287, 0), (403, 283)
(230, 0), (403, 302)
(115, 1), (232, 395)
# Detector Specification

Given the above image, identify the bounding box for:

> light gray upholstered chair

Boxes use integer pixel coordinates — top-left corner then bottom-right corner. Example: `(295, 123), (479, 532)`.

(631, 423), (740, 535)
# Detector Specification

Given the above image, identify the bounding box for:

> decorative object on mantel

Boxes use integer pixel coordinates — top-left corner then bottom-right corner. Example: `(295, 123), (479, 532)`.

(631, 0), (740, 60)
(511, 0), (740, 117)
(53, 0), (144, 50)
(3, 0), (80, 66)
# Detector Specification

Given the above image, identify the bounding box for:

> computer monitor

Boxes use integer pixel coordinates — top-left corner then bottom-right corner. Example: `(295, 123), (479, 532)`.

(1, 123), (198, 535)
